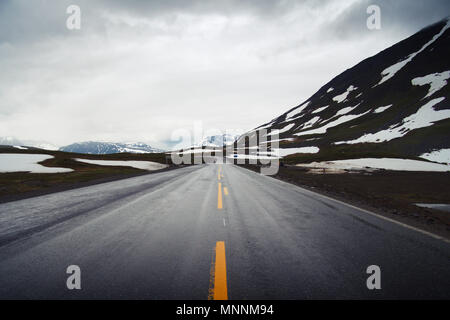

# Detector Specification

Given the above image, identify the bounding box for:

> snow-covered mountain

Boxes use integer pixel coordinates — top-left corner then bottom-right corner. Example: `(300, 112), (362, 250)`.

(0, 137), (59, 150)
(199, 134), (239, 147)
(237, 18), (450, 164)
(59, 142), (165, 154)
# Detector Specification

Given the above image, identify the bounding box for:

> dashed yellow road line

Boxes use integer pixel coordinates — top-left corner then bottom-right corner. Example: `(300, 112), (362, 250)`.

(223, 187), (229, 196)
(218, 166), (221, 181)
(210, 241), (228, 300)
(218, 182), (223, 209)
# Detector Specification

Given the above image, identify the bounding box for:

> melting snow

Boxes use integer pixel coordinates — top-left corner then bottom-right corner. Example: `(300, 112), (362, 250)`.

(412, 71), (450, 99)
(312, 106), (329, 114)
(332, 85), (358, 103)
(266, 123), (295, 136)
(415, 203), (450, 212)
(74, 158), (168, 171)
(376, 19), (450, 86)
(0, 154), (73, 173)
(420, 148), (450, 164)
(299, 116), (321, 130)
(297, 158), (450, 172)
(335, 97), (448, 144)
(274, 147), (319, 157)
(13, 146), (28, 150)
(327, 87), (334, 93)
(229, 146), (319, 160)
(295, 111), (370, 137)
(259, 138), (295, 144)
(285, 101), (310, 120)
(374, 104), (393, 113)
(335, 103), (360, 116)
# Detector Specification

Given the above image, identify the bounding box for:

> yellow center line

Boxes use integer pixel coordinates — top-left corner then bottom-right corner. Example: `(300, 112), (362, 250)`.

(212, 241), (228, 300)
(223, 187), (229, 196)
(218, 167), (221, 181)
(217, 182), (223, 209)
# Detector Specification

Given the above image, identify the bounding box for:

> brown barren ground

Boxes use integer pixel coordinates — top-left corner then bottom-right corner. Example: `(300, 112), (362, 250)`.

(0, 147), (176, 203)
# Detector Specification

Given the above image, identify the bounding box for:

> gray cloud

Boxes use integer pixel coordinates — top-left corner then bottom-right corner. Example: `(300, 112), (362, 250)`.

(0, 0), (448, 149)
(329, 0), (450, 39)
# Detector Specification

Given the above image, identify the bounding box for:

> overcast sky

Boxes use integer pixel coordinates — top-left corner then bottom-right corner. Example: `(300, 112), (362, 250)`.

(0, 0), (449, 149)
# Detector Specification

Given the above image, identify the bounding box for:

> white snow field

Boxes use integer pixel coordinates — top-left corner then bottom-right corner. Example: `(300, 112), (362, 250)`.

(335, 97), (449, 144)
(376, 19), (450, 86)
(296, 158), (450, 172)
(0, 154), (73, 173)
(420, 148), (450, 164)
(412, 71), (450, 99)
(74, 159), (168, 171)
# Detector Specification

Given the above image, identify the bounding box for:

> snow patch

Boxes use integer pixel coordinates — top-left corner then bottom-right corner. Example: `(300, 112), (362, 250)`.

(0, 154), (73, 173)
(376, 19), (450, 86)
(312, 106), (329, 114)
(297, 158), (450, 172)
(299, 116), (321, 130)
(420, 148), (450, 164)
(374, 104), (393, 113)
(258, 147), (320, 158)
(259, 138), (295, 144)
(412, 71), (450, 99)
(285, 101), (310, 120)
(295, 111), (370, 137)
(335, 103), (360, 116)
(275, 147), (319, 157)
(335, 97), (448, 144)
(266, 123), (295, 136)
(74, 158), (168, 171)
(332, 85), (357, 103)
(327, 87), (334, 93)
(415, 203), (450, 212)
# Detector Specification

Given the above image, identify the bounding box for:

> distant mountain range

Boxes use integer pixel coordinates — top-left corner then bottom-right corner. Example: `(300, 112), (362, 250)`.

(198, 134), (239, 148)
(0, 137), (59, 150)
(59, 141), (165, 154)
(0, 137), (164, 154)
(236, 18), (450, 164)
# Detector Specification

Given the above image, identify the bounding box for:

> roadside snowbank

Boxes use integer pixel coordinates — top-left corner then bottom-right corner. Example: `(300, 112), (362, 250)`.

(0, 154), (73, 173)
(74, 159), (168, 171)
(296, 158), (450, 172)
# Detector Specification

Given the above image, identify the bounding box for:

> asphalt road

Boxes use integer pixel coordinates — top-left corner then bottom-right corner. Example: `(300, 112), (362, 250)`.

(0, 163), (449, 299)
